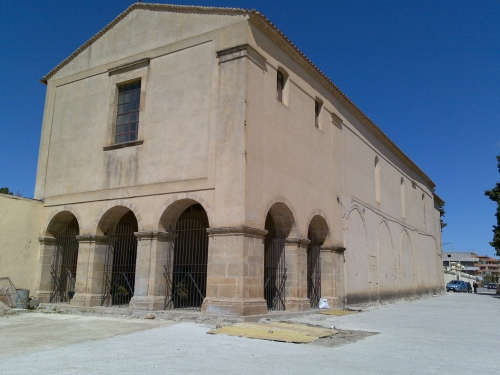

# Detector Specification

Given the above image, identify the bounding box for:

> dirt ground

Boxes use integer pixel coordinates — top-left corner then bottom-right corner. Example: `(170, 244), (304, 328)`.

(1, 290), (499, 374)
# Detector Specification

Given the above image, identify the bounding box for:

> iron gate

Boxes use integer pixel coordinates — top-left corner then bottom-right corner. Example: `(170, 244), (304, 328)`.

(101, 211), (138, 307)
(50, 218), (79, 303)
(264, 214), (287, 311)
(307, 243), (321, 308)
(164, 204), (209, 311)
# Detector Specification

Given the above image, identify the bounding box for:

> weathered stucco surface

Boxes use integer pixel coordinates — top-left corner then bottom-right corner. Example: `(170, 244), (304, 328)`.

(0, 194), (43, 292)
(29, 4), (444, 315)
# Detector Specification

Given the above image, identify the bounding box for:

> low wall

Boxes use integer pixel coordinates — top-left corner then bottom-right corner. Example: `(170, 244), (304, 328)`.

(443, 270), (477, 285)
(0, 194), (43, 293)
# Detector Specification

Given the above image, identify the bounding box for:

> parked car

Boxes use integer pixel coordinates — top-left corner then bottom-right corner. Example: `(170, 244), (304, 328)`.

(446, 280), (468, 292)
(487, 283), (497, 289)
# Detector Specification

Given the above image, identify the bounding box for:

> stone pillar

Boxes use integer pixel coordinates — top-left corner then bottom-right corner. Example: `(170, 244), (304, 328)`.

(70, 235), (107, 307)
(202, 226), (269, 316)
(319, 245), (336, 309)
(33, 236), (57, 302)
(284, 238), (310, 311)
(129, 231), (169, 310)
(333, 246), (346, 309)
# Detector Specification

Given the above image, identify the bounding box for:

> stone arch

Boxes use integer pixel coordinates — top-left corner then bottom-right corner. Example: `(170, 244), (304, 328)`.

(94, 200), (143, 235)
(264, 196), (298, 238)
(399, 229), (415, 297)
(44, 206), (82, 237)
(377, 219), (396, 301)
(344, 206), (369, 305)
(157, 193), (213, 231)
(306, 210), (331, 245)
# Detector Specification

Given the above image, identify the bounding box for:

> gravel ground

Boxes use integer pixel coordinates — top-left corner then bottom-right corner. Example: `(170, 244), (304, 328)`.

(0, 290), (498, 375)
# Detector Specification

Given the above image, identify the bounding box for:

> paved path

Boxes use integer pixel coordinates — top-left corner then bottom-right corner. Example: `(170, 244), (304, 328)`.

(0, 290), (498, 374)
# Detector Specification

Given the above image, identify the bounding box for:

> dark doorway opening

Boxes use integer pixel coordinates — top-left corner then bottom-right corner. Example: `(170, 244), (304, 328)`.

(51, 218), (79, 303)
(102, 211), (138, 307)
(307, 230), (321, 308)
(264, 213), (287, 311)
(164, 204), (209, 311)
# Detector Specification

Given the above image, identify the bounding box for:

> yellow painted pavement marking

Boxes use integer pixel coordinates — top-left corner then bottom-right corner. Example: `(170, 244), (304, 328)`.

(208, 322), (338, 343)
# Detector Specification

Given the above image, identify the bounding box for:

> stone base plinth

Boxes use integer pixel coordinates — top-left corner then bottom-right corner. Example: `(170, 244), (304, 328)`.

(201, 297), (268, 316)
(70, 293), (102, 307)
(129, 296), (165, 311)
(33, 291), (51, 303)
(285, 297), (311, 311)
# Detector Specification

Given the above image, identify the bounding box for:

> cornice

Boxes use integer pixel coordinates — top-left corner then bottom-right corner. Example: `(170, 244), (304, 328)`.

(40, 2), (250, 84)
(134, 231), (169, 241)
(38, 236), (56, 244)
(247, 12), (435, 189)
(76, 235), (107, 244)
(285, 238), (311, 247)
(39, 2), (435, 189)
(207, 225), (268, 238)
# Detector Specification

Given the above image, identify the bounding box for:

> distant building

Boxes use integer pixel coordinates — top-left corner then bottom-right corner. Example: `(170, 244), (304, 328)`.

(442, 252), (479, 277)
(475, 255), (500, 282)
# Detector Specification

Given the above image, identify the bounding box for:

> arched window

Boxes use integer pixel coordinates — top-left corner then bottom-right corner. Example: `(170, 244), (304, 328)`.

(401, 178), (406, 218)
(315, 98), (323, 129)
(375, 157), (381, 203)
(277, 71), (284, 102)
(276, 68), (289, 105)
(422, 193), (426, 229)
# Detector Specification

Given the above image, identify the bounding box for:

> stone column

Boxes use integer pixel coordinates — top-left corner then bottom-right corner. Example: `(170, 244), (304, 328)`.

(129, 231), (169, 310)
(70, 235), (107, 307)
(33, 236), (57, 303)
(333, 246), (346, 309)
(319, 245), (336, 309)
(202, 226), (269, 316)
(284, 238), (310, 311)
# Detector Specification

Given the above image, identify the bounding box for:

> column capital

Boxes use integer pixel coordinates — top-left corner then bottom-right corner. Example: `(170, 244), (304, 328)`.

(38, 236), (56, 244)
(320, 245), (346, 253)
(285, 238), (310, 247)
(76, 234), (107, 244)
(334, 246), (346, 253)
(134, 231), (169, 241)
(206, 225), (268, 238)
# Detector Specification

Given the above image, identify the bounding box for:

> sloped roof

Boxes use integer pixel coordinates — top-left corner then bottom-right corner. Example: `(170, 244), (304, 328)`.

(41, 2), (436, 189)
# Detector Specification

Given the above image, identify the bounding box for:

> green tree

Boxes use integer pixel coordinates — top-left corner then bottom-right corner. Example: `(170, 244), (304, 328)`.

(0, 187), (13, 195)
(484, 155), (500, 256)
(439, 201), (447, 229)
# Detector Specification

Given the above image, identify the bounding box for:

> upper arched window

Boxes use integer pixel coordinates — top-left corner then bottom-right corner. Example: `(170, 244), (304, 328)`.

(401, 178), (406, 218)
(276, 68), (289, 105)
(422, 193), (426, 229)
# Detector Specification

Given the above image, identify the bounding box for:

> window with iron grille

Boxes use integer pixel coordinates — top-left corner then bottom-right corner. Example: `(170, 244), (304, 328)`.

(115, 81), (141, 144)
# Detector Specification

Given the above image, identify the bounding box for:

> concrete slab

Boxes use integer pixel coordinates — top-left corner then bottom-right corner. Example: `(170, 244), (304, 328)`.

(0, 313), (174, 356)
(315, 309), (358, 316)
(0, 292), (498, 374)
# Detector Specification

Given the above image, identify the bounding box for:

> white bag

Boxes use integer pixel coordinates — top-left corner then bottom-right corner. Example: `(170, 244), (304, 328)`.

(318, 298), (330, 309)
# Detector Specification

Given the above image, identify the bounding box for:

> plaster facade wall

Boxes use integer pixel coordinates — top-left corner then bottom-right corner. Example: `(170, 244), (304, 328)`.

(245, 23), (443, 304)
(32, 6), (444, 314)
(0, 195), (43, 292)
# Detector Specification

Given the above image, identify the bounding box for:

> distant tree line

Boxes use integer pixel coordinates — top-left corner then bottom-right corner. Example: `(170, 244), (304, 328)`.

(0, 187), (13, 195)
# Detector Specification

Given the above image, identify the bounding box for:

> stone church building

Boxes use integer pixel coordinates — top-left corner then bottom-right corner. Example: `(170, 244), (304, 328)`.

(31, 3), (444, 316)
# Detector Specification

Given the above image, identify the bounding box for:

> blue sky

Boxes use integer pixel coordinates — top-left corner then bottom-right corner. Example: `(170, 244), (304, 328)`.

(1, 1), (499, 257)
